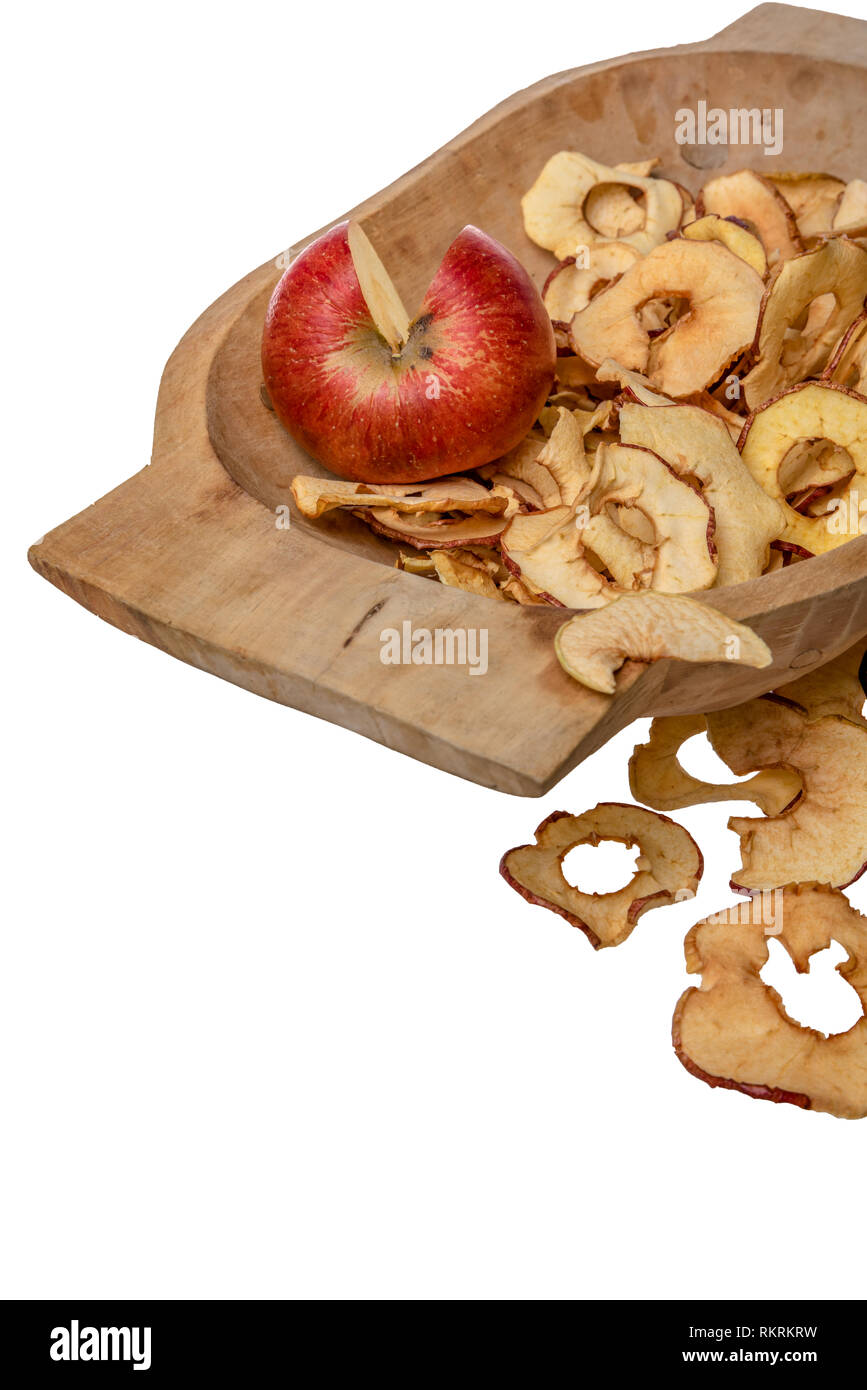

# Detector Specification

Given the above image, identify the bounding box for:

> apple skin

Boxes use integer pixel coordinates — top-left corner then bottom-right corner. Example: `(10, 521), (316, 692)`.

(261, 221), (556, 483)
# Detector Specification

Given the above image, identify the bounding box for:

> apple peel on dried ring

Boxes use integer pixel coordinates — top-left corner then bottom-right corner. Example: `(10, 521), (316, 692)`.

(629, 713), (801, 815)
(500, 802), (703, 949)
(673, 884), (867, 1119)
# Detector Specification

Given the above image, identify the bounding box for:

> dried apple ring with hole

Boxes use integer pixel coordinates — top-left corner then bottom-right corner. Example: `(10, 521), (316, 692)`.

(742, 237), (867, 408)
(706, 698), (867, 891)
(521, 151), (684, 260)
(737, 381), (867, 556)
(673, 884), (867, 1119)
(499, 803), (703, 949)
(629, 713), (801, 814)
(542, 243), (640, 326)
(617, 402), (785, 585)
(569, 239), (764, 398)
(696, 169), (803, 264)
(555, 592), (772, 695)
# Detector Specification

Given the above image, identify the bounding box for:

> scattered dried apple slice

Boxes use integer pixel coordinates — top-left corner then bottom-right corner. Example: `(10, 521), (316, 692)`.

(706, 699), (867, 890)
(737, 382), (867, 556)
(618, 402), (785, 585)
(596, 359), (674, 406)
(673, 884), (867, 1119)
(742, 237), (867, 408)
(824, 311), (867, 394)
(696, 169), (803, 263)
(500, 803), (703, 949)
(555, 592), (772, 695)
(570, 239), (764, 398)
(629, 713), (801, 814)
(681, 213), (768, 277)
(521, 151), (684, 260)
(542, 243), (641, 324)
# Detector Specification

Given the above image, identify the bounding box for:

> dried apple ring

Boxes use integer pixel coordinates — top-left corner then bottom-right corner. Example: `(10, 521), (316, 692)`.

(555, 592), (771, 695)
(706, 698), (867, 891)
(499, 803), (703, 949)
(696, 169), (802, 264)
(618, 402), (785, 585)
(521, 151), (684, 260)
(629, 713), (801, 814)
(737, 381), (867, 556)
(768, 171), (847, 242)
(742, 237), (867, 408)
(569, 239), (764, 398)
(542, 242), (641, 325)
(673, 885), (867, 1119)
(774, 639), (866, 725)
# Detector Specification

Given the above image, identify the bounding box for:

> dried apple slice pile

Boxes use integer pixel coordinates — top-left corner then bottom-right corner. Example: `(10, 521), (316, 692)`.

(501, 641), (867, 1117)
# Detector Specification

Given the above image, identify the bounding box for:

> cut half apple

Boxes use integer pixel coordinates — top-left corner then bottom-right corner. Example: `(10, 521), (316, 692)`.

(262, 220), (556, 483)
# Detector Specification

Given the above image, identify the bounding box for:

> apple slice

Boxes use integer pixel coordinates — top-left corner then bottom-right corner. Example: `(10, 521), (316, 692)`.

(629, 713), (801, 815)
(291, 474), (510, 519)
(555, 592), (772, 695)
(681, 213), (768, 277)
(768, 171), (846, 241)
(737, 382), (867, 556)
(569, 239), (764, 398)
(673, 885), (867, 1119)
(262, 221), (556, 483)
(742, 237), (867, 408)
(824, 311), (867, 395)
(618, 402), (785, 585)
(521, 151), (683, 260)
(706, 699), (867, 891)
(696, 169), (802, 263)
(500, 803), (703, 949)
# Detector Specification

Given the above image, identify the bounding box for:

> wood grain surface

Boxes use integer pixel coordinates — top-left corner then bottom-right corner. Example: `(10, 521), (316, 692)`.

(29, 5), (867, 795)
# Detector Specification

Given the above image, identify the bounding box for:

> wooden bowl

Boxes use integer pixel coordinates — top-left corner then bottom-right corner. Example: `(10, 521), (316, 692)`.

(30, 3), (867, 795)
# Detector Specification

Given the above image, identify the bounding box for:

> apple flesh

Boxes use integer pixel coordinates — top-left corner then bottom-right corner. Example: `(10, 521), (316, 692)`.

(261, 221), (556, 484)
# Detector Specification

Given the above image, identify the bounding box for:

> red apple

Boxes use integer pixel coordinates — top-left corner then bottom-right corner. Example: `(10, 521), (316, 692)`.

(261, 220), (556, 483)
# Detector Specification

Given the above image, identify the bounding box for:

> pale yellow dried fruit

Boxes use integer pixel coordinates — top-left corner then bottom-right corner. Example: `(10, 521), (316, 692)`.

(774, 639), (865, 725)
(833, 179), (867, 237)
(742, 237), (867, 408)
(673, 885), (867, 1118)
(291, 474), (507, 519)
(430, 551), (504, 600)
(824, 311), (867, 394)
(707, 699), (867, 890)
(629, 713), (801, 814)
(501, 505), (620, 609)
(618, 402), (785, 585)
(682, 213), (768, 277)
(769, 171), (846, 241)
(542, 242), (640, 323)
(589, 443), (717, 593)
(738, 382), (867, 556)
(570, 239), (764, 398)
(555, 592), (772, 694)
(521, 151), (684, 260)
(697, 169), (803, 263)
(500, 803), (703, 949)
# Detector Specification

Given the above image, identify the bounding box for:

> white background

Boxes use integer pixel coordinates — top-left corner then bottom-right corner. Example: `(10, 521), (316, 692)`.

(4, 0), (867, 1300)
